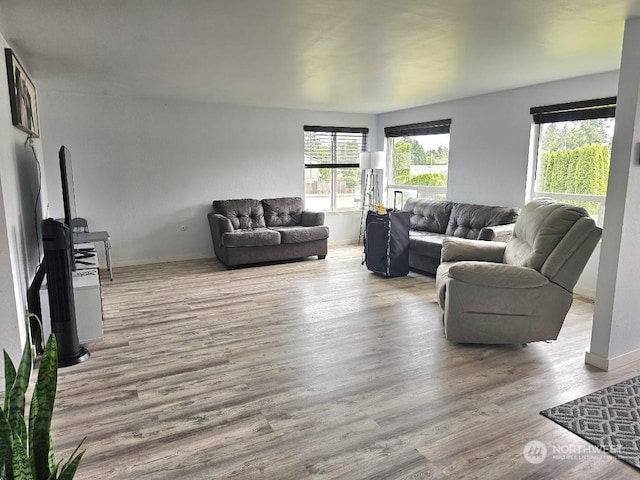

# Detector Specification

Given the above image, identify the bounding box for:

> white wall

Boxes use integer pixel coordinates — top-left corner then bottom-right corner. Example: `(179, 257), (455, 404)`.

(37, 90), (376, 266)
(0, 31), (48, 381)
(587, 17), (640, 370)
(376, 71), (620, 295)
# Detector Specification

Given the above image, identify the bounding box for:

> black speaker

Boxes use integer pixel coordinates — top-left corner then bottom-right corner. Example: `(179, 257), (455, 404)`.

(42, 219), (90, 367)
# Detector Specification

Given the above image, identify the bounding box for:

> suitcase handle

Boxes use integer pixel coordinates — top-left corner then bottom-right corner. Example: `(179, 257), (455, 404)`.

(393, 191), (403, 210)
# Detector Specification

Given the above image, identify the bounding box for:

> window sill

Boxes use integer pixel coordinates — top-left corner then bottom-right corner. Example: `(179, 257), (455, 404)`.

(324, 210), (361, 215)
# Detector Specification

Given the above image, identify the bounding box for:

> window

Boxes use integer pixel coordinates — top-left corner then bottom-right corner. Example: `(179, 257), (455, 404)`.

(385, 119), (451, 203)
(304, 125), (368, 212)
(530, 97), (615, 226)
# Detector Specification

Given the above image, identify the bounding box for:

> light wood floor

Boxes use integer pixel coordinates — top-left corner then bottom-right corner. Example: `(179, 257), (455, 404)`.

(50, 246), (640, 479)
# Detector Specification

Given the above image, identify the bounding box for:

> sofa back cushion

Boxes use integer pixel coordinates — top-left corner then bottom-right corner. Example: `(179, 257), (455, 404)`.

(446, 203), (519, 239)
(213, 198), (266, 229)
(262, 197), (304, 227)
(402, 198), (453, 233)
(504, 198), (589, 272)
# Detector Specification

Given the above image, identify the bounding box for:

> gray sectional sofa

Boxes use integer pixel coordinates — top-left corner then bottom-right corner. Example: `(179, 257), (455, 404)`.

(402, 198), (519, 275)
(208, 197), (329, 268)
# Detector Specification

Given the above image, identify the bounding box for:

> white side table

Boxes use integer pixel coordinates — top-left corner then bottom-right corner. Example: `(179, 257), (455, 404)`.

(40, 243), (104, 343)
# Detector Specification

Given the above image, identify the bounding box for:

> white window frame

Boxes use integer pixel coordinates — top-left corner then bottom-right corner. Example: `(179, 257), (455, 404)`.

(384, 119), (451, 205)
(527, 97), (615, 227)
(304, 125), (368, 212)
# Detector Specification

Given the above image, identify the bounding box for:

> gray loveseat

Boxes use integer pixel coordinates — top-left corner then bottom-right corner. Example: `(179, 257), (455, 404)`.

(402, 198), (519, 275)
(208, 197), (329, 268)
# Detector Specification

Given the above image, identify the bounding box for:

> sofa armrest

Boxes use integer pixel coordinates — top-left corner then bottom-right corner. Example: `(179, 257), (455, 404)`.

(478, 223), (516, 242)
(208, 213), (234, 235)
(301, 210), (325, 227)
(441, 237), (506, 263)
(208, 212), (234, 261)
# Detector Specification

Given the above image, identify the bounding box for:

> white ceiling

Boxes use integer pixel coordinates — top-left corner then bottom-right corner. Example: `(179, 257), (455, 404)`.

(1, 0), (640, 114)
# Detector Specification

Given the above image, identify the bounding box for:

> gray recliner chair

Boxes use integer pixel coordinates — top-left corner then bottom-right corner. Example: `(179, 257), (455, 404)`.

(435, 198), (602, 344)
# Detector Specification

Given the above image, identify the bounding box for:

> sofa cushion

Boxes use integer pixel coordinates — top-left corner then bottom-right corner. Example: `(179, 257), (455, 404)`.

(213, 199), (266, 230)
(409, 231), (446, 258)
(402, 198), (453, 233)
(270, 225), (329, 244)
(262, 197), (304, 227)
(445, 203), (519, 239)
(222, 228), (281, 247)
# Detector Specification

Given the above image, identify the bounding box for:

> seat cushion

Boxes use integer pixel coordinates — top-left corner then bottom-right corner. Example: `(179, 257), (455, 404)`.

(222, 228), (281, 247)
(213, 199), (266, 229)
(408, 230), (446, 258)
(402, 198), (453, 233)
(270, 226), (329, 244)
(445, 203), (519, 239)
(262, 197), (304, 227)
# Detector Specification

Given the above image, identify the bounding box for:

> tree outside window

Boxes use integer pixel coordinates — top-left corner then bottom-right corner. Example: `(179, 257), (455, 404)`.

(535, 118), (614, 223)
(390, 136), (449, 189)
(385, 119), (451, 204)
(530, 97), (615, 226)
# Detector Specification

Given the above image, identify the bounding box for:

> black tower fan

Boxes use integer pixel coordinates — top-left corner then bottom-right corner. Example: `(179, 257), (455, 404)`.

(42, 218), (90, 367)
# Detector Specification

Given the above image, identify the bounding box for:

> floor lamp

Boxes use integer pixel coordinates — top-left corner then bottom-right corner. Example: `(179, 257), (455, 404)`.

(359, 151), (385, 244)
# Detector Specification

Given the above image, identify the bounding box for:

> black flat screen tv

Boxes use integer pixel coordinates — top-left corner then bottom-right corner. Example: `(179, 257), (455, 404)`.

(59, 146), (77, 270)
(59, 146), (77, 229)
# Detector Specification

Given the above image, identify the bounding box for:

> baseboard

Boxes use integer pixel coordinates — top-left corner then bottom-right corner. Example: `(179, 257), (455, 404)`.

(113, 253), (214, 268)
(328, 239), (360, 247)
(585, 348), (640, 371)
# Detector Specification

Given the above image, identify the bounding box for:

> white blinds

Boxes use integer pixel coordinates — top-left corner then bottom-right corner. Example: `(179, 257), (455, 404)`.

(304, 126), (368, 167)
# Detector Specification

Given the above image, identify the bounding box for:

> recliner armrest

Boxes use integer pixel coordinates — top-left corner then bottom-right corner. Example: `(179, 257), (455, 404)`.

(478, 223), (516, 242)
(301, 210), (325, 227)
(448, 261), (548, 289)
(441, 237), (506, 263)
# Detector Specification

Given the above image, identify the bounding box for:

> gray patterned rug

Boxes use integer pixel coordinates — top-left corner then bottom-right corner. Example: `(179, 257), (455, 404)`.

(540, 375), (640, 469)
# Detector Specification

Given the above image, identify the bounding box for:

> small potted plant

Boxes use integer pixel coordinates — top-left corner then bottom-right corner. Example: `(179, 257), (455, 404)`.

(1, 333), (85, 479)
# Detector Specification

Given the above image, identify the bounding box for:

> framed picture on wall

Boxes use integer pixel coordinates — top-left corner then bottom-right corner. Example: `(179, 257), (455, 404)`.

(5, 48), (40, 137)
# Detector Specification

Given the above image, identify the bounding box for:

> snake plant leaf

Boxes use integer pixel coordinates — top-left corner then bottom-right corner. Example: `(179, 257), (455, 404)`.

(11, 433), (32, 480)
(3, 351), (16, 412)
(47, 461), (61, 480)
(0, 408), (14, 478)
(7, 336), (32, 444)
(28, 388), (58, 478)
(32, 335), (58, 480)
(28, 386), (40, 476)
(58, 454), (84, 480)
(58, 443), (85, 480)
(48, 434), (57, 476)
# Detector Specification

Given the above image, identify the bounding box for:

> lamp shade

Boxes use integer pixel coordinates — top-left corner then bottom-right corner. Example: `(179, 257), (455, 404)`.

(359, 151), (385, 170)
(359, 152), (372, 169)
(370, 151), (385, 170)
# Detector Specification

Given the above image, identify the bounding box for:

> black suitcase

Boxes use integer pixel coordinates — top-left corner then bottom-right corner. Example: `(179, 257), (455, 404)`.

(363, 210), (410, 277)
